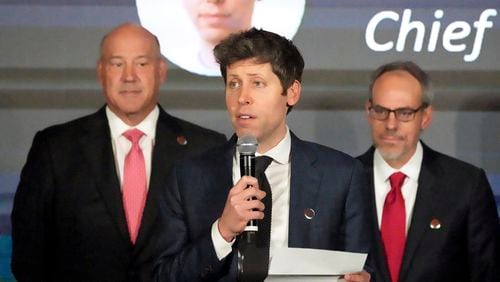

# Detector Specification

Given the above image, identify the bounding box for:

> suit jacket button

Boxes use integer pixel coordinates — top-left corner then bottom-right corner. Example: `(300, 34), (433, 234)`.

(304, 208), (315, 219)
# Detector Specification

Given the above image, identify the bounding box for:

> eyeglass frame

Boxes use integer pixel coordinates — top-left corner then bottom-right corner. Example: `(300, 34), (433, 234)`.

(368, 100), (429, 122)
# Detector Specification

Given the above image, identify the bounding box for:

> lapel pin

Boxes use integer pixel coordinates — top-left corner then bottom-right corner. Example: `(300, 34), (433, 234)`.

(430, 218), (441, 230)
(176, 135), (187, 145)
(304, 208), (315, 220)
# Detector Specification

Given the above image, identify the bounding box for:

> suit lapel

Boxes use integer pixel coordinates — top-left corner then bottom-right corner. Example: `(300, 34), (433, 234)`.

(399, 146), (437, 281)
(134, 108), (188, 250)
(288, 133), (322, 247)
(205, 137), (235, 230)
(80, 108), (130, 244)
(358, 148), (392, 282)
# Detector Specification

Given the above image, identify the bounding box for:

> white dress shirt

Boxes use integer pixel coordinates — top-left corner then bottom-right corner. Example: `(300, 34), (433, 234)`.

(106, 106), (159, 189)
(211, 129), (292, 260)
(373, 142), (423, 233)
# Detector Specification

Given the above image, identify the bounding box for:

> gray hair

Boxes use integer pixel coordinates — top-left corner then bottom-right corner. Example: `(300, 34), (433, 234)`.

(369, 61), (434, 105)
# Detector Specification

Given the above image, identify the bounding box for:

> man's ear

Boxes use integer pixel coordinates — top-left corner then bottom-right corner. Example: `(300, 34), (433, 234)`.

(96, 59), (104, 86)
(364, 100), (371, 114)
(365, 100), (373, 122)
(421, 105), (433, 130)
(286, 80), (301, 107)
(158, 58), (168, 84)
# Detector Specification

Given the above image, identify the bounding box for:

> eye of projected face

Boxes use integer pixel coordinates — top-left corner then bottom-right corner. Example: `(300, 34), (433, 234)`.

(136, 0), (305, 77)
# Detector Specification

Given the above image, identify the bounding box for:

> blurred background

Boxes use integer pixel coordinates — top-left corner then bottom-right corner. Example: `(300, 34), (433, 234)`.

(1, 0), (499, 280)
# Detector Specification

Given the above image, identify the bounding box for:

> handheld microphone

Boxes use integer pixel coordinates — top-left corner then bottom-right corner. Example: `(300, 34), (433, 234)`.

(236, 135), (258, 232)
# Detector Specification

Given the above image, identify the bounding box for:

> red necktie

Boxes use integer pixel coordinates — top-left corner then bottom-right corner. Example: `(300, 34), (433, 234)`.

(122, 129), (147, 244)
(381, 171), (407, 282)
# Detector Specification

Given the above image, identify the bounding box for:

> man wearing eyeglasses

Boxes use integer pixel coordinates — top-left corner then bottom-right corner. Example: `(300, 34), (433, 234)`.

(357, 61), (499, 282)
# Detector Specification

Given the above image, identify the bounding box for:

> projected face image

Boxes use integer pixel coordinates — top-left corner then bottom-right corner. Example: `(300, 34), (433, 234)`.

(182, 0), (256, 47)
(181, 0), (256, 70)
(137, 0), (305, 76)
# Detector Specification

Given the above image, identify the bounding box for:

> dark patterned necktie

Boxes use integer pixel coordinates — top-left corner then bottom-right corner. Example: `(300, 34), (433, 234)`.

(238, 156), (273, 282)
(255, 156), (273, 254)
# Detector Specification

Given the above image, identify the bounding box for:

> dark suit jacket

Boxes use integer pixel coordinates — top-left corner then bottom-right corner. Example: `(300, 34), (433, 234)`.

(11, 105), (226, 282)
(357, 143), (499, 282)
(155, 133), (371, 281)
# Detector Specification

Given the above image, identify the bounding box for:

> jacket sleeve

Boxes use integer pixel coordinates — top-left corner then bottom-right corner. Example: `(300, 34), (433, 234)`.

(467, 169), (499, 281)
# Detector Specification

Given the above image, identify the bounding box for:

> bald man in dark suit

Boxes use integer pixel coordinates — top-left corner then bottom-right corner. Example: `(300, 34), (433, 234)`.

(11, 23), (225, 281)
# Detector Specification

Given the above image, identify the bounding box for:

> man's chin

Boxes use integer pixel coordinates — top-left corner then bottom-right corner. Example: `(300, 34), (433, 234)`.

(377, 147), (403, 162)
(201, 30), (230, 46)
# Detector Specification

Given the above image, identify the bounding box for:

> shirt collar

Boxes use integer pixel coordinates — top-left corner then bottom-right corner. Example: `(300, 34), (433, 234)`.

(234, 127), (292, 165)
(106, 106), (159, 139)
(374, 141), (423, 181)
(255, 128), (291, 165)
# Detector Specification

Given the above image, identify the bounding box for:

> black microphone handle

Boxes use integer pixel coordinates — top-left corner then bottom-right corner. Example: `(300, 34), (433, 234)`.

(240, 154), (257, 231)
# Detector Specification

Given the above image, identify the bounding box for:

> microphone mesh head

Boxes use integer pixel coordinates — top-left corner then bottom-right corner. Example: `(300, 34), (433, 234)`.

(237, 135), (258, 155)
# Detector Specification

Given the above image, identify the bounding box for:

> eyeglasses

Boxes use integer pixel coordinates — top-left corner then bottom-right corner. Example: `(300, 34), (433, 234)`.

(368, 103), (428, 122)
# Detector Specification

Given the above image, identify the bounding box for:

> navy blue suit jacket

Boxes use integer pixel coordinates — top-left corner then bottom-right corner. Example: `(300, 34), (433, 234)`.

(11, 106), (226, 282)
(155, 133), (372, 281)
(357, 143), (500, 282)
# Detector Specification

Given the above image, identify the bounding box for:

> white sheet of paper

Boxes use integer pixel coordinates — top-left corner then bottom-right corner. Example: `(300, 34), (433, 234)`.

(265, 247), (367, 281)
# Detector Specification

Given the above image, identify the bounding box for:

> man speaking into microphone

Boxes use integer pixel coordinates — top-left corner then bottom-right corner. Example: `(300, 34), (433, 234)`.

(155, 28), (372, 282)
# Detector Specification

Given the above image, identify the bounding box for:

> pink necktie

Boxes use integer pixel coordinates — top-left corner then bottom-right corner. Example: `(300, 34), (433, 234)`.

(122, 128), (147, 244)
(381, 172), (407, 282)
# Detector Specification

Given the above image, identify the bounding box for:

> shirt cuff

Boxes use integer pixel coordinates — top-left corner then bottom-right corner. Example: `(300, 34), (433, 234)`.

(211, 219), (235, 261)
